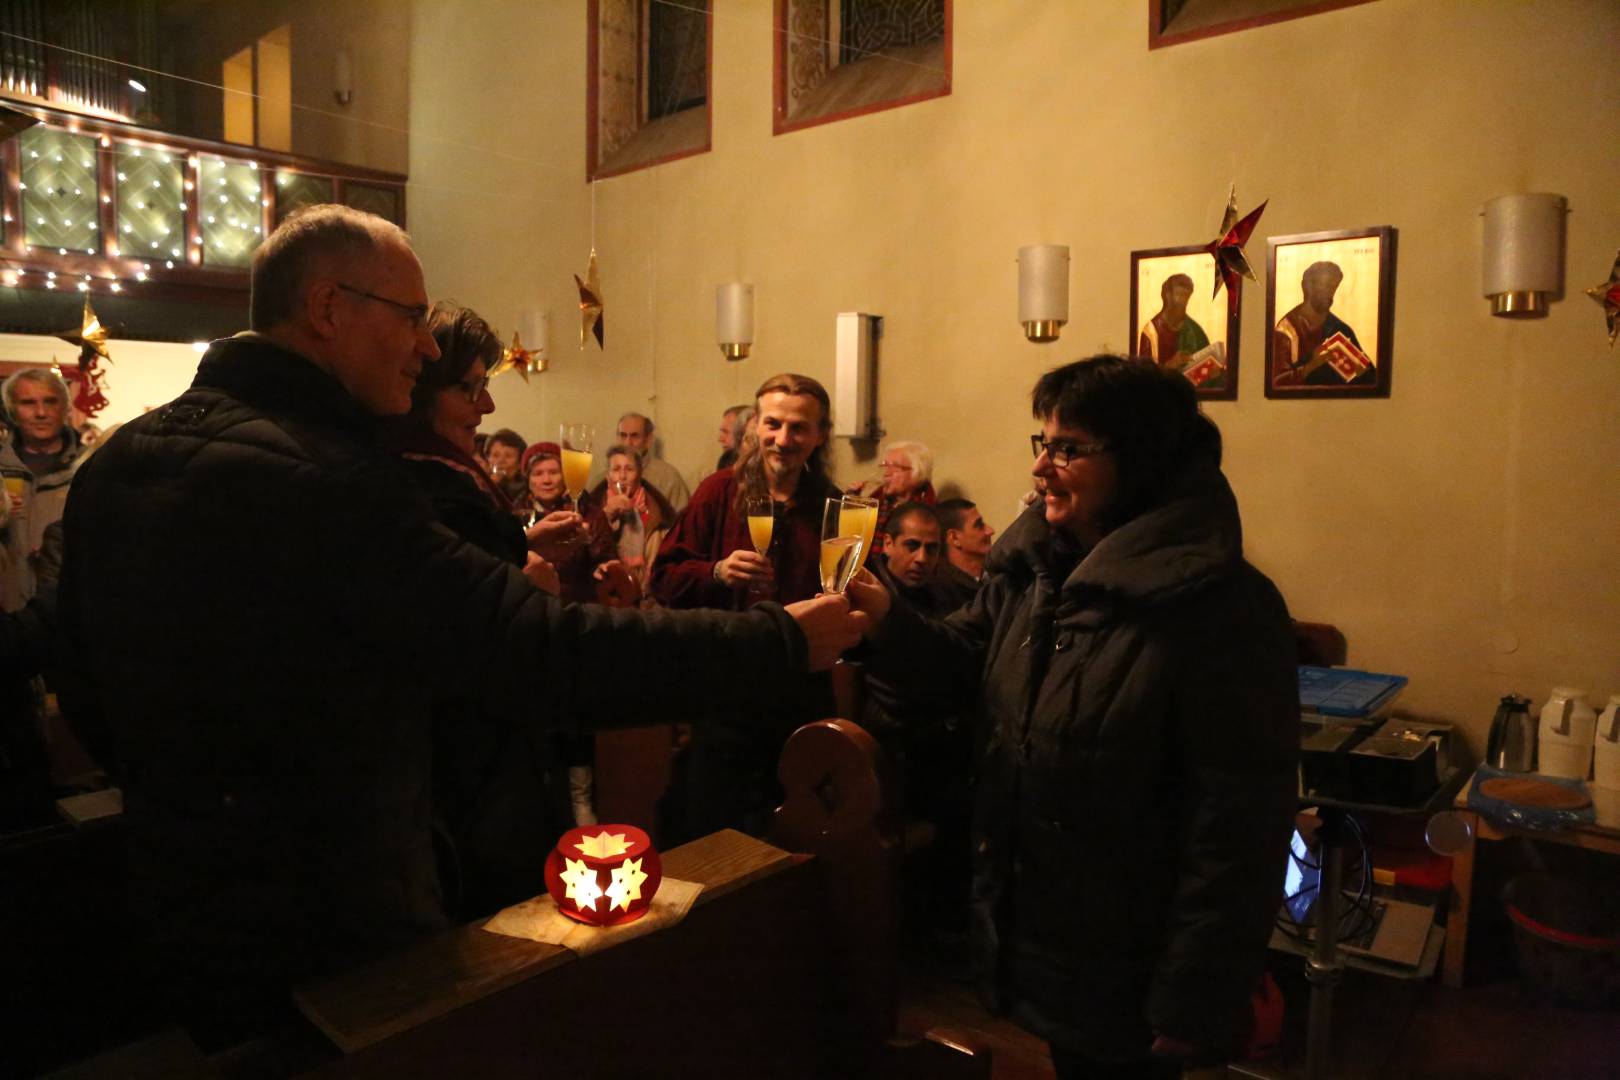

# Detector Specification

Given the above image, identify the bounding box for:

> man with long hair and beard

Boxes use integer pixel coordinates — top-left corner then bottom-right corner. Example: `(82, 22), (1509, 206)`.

(651, 373), (842, 839)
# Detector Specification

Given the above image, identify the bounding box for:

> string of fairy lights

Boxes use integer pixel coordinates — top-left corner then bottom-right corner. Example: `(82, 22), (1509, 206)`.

(0, 114), (388, 298)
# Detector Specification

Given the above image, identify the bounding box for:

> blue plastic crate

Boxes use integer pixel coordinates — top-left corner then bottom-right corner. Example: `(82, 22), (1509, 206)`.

(1297, 665), (1407, 718)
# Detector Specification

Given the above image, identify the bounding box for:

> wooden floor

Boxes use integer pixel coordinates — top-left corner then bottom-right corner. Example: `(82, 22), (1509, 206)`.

(897, 953), (1620, 1080)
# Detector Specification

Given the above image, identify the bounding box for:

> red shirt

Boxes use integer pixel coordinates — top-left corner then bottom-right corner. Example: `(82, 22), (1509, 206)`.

(650, 467), (839, 610)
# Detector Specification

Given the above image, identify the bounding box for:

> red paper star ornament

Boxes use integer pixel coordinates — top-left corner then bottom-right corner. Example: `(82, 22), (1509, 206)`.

(1585, 250), (1620, 347)
(1205, 187), (1267, 315)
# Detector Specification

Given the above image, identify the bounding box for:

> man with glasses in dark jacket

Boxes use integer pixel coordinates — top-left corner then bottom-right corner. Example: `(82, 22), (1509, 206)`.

(57, 204), (864, 1043)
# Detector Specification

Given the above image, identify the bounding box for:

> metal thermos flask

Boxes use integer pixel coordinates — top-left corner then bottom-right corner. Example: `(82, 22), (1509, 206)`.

(1485, 694), (1535, 772)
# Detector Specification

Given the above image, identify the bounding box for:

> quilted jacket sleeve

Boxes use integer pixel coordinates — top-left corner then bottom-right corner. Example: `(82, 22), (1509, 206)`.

(342, 459), (806, 733)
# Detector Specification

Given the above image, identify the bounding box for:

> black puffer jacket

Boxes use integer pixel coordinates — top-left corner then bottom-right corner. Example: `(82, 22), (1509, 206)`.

(867, 460), (1297, 1060)
(58, 335), (806, 984)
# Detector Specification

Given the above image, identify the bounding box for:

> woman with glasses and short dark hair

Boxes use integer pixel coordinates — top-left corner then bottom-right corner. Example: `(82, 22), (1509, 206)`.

(849, 355), (1298, 1078)
(383, 301), (595, 918)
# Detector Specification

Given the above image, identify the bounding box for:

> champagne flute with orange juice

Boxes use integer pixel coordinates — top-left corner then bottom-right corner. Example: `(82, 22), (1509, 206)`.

(838, 494), (879, 576)
(819, 497), (865, 595)
(743, 494), (776, 602)
(2, 474), (25, 517)
(744, 494), (775, 556)
(559, 423), (595, 520)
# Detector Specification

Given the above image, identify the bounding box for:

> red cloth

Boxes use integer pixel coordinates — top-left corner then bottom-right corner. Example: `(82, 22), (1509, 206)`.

(650, 467), (837, 610)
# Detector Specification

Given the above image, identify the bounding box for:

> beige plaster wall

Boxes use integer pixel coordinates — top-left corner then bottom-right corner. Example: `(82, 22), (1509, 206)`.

(167, 0), (409, 172)
(409, 0), (1620, 754)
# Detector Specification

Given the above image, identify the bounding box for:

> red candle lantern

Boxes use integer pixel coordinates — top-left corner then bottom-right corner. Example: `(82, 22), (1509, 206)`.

(544, 824), (663, 927)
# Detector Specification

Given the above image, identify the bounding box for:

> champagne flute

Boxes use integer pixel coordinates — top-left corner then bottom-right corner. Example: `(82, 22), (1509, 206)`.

(743, 494), (775, 557)
(742, 493), (776, 603)
(819, 497), (865, 596)
(559, 422), (595, 515)
(838, 494), (879, 577)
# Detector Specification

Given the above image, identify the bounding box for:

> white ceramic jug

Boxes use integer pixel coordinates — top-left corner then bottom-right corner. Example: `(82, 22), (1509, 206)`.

(1593, 694), (1620, 791)
(1538, 687), (1597, 780)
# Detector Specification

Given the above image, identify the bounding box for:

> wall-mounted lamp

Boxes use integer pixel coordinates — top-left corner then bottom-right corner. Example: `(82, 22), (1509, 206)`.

(1018, 244), (1069, 342)
(1482, 193), (1567, 318)
(333, 49), (354, 107)
(716, 283), (753, 360)
(518, 309), (549, 374)
(834, 312), (882, 440)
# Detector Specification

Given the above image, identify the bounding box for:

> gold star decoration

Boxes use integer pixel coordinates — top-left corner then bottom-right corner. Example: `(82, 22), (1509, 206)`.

(1205, 186), (1267, 315)
(1585, 250), (1620, 347)
(56, 298), (112, 417)
(558, 857), (603, 912)
(605, 857), (649, 911)
(574, 249), (604, 350)
(574, 830), (632, 859)
(489, 330), (546, 381)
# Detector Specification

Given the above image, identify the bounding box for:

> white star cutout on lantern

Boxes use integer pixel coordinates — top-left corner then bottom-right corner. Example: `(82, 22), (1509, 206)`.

(574, 831), (632, 859)
(558, 857), (603, 912)
(605, 858), (648, 912)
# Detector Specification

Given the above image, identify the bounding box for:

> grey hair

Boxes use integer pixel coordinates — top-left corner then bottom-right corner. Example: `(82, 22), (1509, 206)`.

(2, 367), (72, 423)
(882, 439), (934, 486)
(249, 204), (408, 330)
(729, 405), (755, 447)
(618, 411), (654, 437)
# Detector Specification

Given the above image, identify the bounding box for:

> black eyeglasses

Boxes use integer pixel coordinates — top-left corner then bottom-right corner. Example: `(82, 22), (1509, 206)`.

(1030, 434), (1110, 467)
(456, 374), (492, 402)
(336, 283), (430, 330)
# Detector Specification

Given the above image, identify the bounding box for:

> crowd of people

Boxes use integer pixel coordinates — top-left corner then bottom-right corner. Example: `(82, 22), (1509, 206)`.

(1, 204), (1298, 1077)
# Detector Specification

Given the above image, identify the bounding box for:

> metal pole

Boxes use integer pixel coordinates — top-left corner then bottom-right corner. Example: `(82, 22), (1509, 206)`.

(1305, 810), (1347, 1080)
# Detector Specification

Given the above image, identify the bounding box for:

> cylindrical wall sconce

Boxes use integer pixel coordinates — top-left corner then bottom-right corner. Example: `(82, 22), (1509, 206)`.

(1018, 245), (1069, 342)
(1482, 193), (1567, 318)
(519, 309), (549, 373)
(333, 49), (354, 106)
(716, 283), (754, 360)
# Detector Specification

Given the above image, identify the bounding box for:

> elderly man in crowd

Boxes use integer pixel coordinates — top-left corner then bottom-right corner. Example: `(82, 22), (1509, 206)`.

(934, 497), (995, 612)
(614, 411), (690, 513)
(851, 439), (936, 558)
(0, 367), (84, 610)
(58, 205), (864, 1043)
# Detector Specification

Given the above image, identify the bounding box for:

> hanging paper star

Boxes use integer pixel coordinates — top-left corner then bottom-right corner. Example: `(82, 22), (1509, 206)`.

(574, 249), (604, 349)
(489, 329), (546, 381)
(1584, 250), (1620, 347)
(1205, 186), (1267, 315)
(56, 298), (112, 417)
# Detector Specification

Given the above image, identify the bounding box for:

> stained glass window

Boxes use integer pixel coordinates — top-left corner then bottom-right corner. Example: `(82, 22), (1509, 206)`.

(274, 170), (334, 224)
(342, 183), (401, 225)
(115, 145), (185, 262)
(20, 126), (100, 254)
(199, 156), (265, 268)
